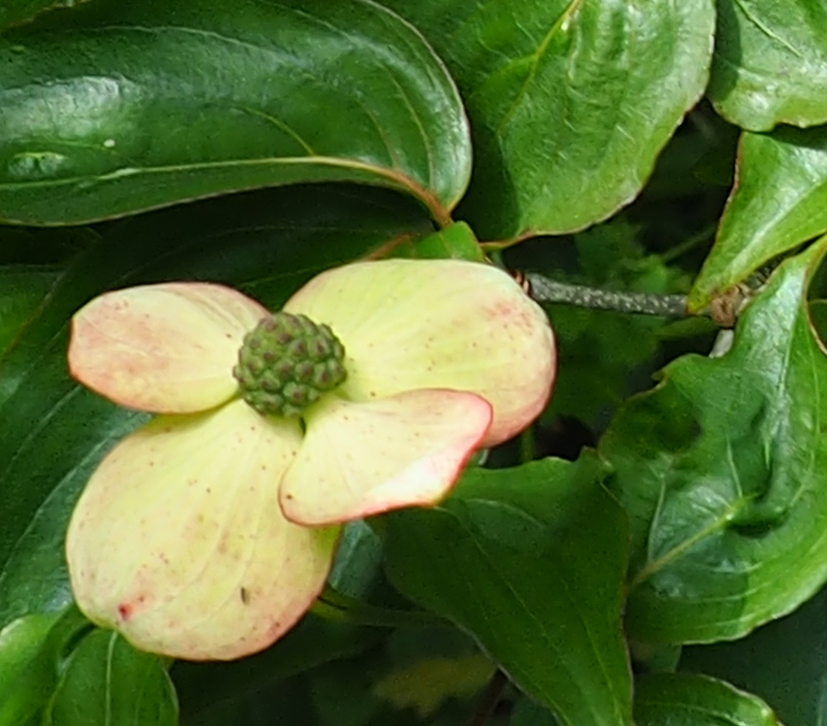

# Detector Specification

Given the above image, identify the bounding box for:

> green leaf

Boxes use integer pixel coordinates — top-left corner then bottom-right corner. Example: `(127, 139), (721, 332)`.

(0, 0), (470, 225)
(0, 613), (58, 726)
(387, 221), (485, 261)
(180, 674), (313, 726)
(0, 606), (90, 726)
(44, 630), (177, 726)
(371, 653), (493, 718)
(173, 615), (380, 720)
(305, 626), (490, 726)
(602, 238), (827, 643)
(328, 520), (387, 600)
(708, 0), (827, 131)
(310, 657), (386, 726)
(681, 586), (827, 726)
(511, 697), (562, 726)
(0, 0), (95, 34)
(383, 456), (633, 726)
(0, 184), (430, 630)
(0, 226), (98, 266)
(634, 673), (781, 726)
(0, 265), (59, 359)
(690, 127), (827, 310)
(630, 640), (682, 675)
(381, 0), (715, 239)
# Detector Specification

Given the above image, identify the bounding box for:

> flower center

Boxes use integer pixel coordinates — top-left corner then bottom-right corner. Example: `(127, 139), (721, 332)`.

(233, 312), (347, 417)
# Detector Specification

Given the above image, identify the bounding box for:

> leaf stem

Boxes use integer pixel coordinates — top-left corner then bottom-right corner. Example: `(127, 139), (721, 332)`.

(659, 222), (717, 264)
(311, 585), (447, 629)
(464, 670), (509, 726)
(519, 427), (535, 463)
(526, 273), (693, 318)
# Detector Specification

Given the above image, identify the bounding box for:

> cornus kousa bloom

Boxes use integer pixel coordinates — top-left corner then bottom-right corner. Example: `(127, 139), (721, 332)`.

(66, 259), (556, 660)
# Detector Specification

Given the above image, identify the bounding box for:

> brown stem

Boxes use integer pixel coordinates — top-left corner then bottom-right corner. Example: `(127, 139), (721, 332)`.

(465, 670), (509, 726)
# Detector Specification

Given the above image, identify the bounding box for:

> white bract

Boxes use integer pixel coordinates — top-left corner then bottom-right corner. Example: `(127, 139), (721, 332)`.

(66, 259), (556, 660)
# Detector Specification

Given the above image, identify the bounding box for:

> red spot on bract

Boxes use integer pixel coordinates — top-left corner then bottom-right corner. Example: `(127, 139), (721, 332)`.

(118, 603), (132, 621)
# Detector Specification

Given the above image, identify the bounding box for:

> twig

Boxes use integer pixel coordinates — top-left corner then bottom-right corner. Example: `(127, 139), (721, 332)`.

(526, 273), (691, 318)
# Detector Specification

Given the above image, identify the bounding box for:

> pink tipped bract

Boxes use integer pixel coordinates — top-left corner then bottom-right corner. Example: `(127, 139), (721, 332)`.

(66, 259), (556, 659)
(68, 283), (268, 413)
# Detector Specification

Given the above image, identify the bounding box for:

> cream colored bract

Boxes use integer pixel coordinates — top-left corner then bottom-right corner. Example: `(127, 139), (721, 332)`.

(65, 259), (556, 660)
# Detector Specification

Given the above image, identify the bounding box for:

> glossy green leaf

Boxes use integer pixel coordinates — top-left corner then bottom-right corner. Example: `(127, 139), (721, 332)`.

(381, 0), (715, 239)
(690, 127), (827, 310)
(0, 184), (430, 630)
(634, 673), (781, 726)
(0, 606), (90, 726)
(602, 238), (827, 643)
(0, 0), (94, 34)
(681, 586), (827, 726)
(44, 630), (177, 726)
(0, 613), (58, 726)
(709, 0), (827, 131)
(384, 456), (633, 726)
(0, 265), (59, 359)
(0, 0), (471, 226)
(387, 221), (485, 261)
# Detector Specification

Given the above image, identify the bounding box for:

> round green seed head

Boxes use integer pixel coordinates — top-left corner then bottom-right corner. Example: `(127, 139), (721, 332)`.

(233, 312), (347, 417)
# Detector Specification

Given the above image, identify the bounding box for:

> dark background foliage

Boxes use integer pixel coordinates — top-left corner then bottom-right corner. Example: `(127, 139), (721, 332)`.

(3, 1), (827, 724)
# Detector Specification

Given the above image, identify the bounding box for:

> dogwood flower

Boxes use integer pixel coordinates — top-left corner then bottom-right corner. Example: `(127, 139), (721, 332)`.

(65, 259), (556, 660)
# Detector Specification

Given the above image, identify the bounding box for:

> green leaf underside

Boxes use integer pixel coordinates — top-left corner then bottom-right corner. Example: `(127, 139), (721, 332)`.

(0, 184), (431, 630)
(709, 0), (827, 131)
(384, 456), (633, 726)
(635, 673), (780, 726)
(0, 0), (471, 225)
(0, 0), (96, 35)
(690, 127), (827, 310)
(46, 630), (177, 725)
(381, 0), (715, 239)
(602, 238), (827, 643)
